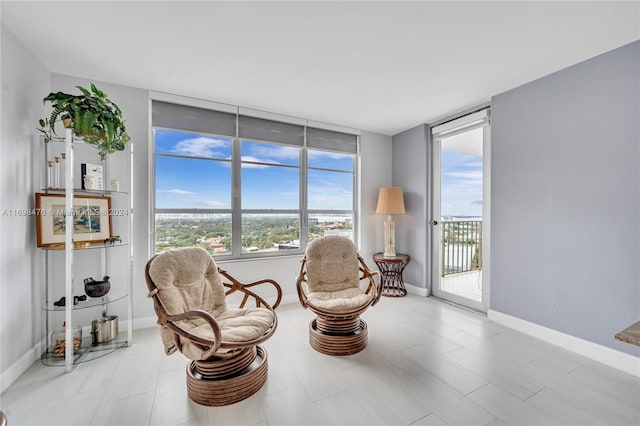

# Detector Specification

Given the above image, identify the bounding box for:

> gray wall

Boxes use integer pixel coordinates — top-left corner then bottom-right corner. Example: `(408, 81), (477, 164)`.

(391, 124), (429, 291)
(359, 130), (394, 264)
(491, 40), (639, 355)
(0, 25), (50, 388)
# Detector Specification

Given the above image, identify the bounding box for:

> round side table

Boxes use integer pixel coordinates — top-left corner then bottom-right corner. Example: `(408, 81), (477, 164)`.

(372, 253), (410, 297)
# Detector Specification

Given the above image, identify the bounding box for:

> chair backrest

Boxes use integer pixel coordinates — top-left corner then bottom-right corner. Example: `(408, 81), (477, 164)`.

(305, 235), (360, 293)
(147, 247), (227, 317)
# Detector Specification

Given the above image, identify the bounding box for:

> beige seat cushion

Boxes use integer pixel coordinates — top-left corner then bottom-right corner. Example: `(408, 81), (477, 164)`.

(307, 287), (373, 313)
(149, 247), (226, 315)
(305, 235), (360, 294)
(170, 307), (275, 360)
(216, 308), (275, 342)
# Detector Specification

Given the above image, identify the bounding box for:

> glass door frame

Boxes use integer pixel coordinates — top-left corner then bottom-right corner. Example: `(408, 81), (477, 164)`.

(430, 110), (491, 312)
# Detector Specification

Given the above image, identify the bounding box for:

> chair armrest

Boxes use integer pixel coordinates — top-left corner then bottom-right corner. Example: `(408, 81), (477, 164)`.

(358, 254), (383, 305)
(215, 268), (282, 348)
(295, 257), (310, 309)
(218, 267), (283, 310)
(370, 270), (383, 305)
(296, 275), (310, 309)
(164, 309), (222, 357)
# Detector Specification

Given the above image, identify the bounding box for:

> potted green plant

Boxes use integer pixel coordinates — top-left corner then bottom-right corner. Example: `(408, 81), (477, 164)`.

(37, 83), (131, 160)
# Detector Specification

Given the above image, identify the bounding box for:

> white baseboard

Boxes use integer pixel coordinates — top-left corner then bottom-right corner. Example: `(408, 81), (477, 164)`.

(405, 282), (429, 297)
(280, 293), (299, 306)
(1, 316), (164, 393)
(131, 316), (159, 330)
(1, 339), (44, 394)
(488, 309), (640, 377)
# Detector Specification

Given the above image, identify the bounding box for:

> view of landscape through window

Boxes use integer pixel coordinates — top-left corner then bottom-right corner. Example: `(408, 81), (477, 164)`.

(154, 129), (355, 257)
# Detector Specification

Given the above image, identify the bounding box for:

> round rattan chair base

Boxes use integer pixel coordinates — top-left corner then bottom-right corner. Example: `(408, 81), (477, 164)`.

(309, 318), (368, 355)
(186, 346), (268, 406)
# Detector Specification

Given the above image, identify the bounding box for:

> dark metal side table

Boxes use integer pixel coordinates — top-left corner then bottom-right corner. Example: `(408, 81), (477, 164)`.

(372, 253), (411, 297)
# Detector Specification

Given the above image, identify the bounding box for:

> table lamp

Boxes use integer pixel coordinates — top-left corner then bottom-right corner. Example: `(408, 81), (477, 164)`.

(376, 187), (405, 257)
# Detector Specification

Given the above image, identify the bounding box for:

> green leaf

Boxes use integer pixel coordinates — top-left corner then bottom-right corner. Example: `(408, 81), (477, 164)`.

(76, 86), (91, 97)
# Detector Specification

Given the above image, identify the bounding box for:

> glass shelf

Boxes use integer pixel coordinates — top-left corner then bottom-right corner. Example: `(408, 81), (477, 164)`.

(46, 136), (99, 147)
(42, 242), (128, 251)
(39, 187), (129, 196)
(42, 288), (128, 311)
(41, 332), (129, 366)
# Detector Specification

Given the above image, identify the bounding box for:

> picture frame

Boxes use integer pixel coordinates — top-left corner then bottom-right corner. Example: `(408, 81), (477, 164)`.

(35, 193), (112, 247)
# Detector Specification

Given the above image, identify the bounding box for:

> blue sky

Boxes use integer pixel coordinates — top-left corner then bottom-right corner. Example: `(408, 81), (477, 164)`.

(440, 149), (483, 217)
(155, 129), (482, 215)
(155, 130), (353, 210)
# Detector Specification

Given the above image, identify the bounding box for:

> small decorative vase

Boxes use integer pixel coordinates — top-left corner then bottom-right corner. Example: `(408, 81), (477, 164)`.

(84, 276), (111, 298)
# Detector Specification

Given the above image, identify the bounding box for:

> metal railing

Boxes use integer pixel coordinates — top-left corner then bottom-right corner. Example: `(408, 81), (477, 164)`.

(441, 220), (482, 277)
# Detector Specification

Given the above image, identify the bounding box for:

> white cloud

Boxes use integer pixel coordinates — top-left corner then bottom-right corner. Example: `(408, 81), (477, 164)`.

(247, 144), (299, 162)
(173, 136), (229, 157)
(307, 150), (349, 160)
(161, 189), (196, 195)
(199, 200), (227, 208)
(446, 171), (483, 181)
(308, 181), (351, 209)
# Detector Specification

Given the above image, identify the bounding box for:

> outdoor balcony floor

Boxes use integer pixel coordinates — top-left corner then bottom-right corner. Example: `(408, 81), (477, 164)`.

(440, 269), (482, 302)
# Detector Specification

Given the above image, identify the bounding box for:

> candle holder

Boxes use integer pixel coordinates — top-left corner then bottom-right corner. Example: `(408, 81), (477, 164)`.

(53, 157), (61, 188)
(47, 161), (54, 189)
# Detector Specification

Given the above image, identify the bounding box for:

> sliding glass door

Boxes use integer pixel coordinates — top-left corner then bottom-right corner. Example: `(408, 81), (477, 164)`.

(431, 109), (490, 312)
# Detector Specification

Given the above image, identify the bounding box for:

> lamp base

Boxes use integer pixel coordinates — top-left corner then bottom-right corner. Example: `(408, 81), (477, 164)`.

(383, 216), (396, 258)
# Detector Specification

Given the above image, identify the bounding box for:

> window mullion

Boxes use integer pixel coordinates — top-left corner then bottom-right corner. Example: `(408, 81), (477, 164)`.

(231, 137), (242, 257)
(301, 144), (308, 249)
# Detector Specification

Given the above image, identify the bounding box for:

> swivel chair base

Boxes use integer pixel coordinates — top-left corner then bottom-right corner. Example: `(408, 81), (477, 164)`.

(186, 345), (268, 406)
(309, 317), (368, 356)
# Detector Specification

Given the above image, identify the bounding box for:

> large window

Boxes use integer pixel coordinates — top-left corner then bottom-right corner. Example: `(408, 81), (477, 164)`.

(307, 149), (354, 242)
(152, 99), (358, 258)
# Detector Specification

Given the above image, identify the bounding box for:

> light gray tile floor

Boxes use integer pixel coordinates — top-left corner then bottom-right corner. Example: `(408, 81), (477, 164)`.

(2, 295), (639, 425)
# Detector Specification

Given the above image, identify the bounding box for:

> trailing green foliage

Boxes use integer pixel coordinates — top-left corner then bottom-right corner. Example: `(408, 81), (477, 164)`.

(37, 83), (131, 160)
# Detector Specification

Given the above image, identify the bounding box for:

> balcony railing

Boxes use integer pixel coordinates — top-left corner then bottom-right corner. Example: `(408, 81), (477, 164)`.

(441, 220), (482, 277)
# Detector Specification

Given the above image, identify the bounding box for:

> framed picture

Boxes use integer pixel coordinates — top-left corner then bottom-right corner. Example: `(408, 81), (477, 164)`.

(35, 193), (112, 247)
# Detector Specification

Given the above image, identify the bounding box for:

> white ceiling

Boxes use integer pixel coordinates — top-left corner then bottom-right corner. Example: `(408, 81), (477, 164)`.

(2, 1), (639, 136)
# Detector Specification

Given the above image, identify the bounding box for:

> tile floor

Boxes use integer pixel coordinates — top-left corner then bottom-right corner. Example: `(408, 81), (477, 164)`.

(1, 295), (639, 425)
